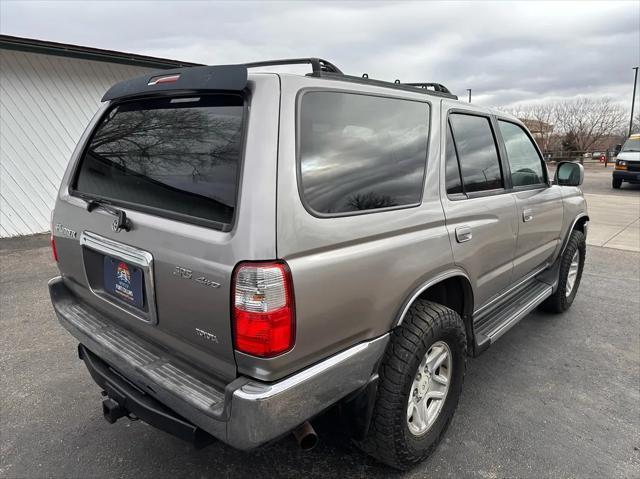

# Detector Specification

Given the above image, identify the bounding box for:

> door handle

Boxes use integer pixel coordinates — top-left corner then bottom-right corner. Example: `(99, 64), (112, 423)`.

(455, 225), (472, 243)
(522, 209), (534, 222)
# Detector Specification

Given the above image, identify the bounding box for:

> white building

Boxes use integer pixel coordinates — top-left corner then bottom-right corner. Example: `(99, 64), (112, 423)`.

(0, 35), (196, 237)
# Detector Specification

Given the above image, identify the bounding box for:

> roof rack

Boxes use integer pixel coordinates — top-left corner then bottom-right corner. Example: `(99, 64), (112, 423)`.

(403, 82), (453, 95)
(243, 58), (458, 100)
(245, 58), (343, 75)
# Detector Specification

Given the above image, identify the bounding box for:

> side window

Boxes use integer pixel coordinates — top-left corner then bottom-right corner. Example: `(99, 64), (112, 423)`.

(498, 121), (546, 187)
(445, 122), (463, 195)
(449, 114), (503, 193)
(298, 91), (429, 215)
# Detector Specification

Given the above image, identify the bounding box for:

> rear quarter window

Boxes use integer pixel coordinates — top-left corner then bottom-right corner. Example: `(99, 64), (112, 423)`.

(73, 95), (244, 229)
(298, 91), (430, 215)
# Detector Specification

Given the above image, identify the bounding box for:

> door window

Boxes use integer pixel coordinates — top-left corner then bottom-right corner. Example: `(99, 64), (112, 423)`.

(498, 121), (546, 187)
(445, 121), (463, 195)
(449, 114), (503, 193)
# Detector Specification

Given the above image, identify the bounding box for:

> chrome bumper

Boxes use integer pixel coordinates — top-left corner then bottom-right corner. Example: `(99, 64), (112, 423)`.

(49, 276), (388, 449)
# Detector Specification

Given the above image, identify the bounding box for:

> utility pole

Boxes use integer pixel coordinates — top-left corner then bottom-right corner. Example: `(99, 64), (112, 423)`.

(466, 89), (472, 103)
(630, 66), (639, 137)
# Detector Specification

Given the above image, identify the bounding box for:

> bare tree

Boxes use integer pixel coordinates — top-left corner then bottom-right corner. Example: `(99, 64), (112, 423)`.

(346, 192), (397, 210)
(553, 97), (627, 151)
(89, 108), (242, 175)
(502, 97), (628, 153)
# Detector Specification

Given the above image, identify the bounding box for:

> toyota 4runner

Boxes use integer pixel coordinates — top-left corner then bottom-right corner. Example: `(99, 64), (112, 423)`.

(49, 58), (588, 470)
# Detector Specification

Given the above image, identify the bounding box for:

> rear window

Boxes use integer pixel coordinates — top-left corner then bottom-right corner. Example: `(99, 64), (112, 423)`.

(74, 95), (244, 229)
(298, 91), (429, 215)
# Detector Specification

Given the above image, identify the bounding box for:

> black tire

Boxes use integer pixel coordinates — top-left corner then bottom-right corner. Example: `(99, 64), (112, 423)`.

(539, 230), (586, 313)
(359, 300), (466, 470)
(612, 178), (622, 189)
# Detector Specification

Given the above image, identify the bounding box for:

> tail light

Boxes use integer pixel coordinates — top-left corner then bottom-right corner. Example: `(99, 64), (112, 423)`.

(50, 212), (58, 262)
(232, 261), (295, 357)
(51, 234), (58, 262)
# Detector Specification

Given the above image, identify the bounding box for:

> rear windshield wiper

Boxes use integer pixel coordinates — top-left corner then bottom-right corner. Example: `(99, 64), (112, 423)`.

(83, 196), (133, 232)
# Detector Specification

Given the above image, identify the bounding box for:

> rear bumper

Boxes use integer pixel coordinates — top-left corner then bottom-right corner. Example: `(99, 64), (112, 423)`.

(49, 276), (388, 449)
(78, 344), (216, 448)
(613, 170), (640, 183)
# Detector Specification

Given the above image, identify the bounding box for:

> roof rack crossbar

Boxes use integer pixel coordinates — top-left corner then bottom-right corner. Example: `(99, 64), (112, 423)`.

(244, 58), (343, 75)
(403, 82), (453, 94)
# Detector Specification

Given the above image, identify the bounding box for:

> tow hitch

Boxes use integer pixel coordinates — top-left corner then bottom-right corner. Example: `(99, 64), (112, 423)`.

(102, 395), (127, 424)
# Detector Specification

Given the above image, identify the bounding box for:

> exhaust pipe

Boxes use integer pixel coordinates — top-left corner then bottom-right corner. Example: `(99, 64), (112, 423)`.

(293, 421), (318, 451)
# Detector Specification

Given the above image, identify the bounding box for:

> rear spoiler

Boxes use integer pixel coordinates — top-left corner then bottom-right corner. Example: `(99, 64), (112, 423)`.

(102, 65), (248, 102)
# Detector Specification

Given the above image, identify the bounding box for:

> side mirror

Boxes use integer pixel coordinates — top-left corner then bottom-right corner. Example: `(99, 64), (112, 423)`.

(554, 161), (584, 186)
(614, 144), (622, 154)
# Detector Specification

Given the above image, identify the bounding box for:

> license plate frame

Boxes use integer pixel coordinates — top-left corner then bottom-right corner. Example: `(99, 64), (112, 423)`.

(80, 231), (157, 325)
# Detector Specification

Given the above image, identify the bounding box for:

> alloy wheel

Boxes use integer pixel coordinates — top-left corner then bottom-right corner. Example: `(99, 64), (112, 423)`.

(406, 341), (452, 436)
(565, 250), (580, 297)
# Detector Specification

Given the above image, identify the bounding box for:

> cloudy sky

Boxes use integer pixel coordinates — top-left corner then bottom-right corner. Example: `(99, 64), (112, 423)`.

(1, 1), (638, 108)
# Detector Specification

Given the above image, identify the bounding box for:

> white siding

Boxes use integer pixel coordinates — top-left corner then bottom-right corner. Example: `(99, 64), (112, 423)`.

(0, 49), (154, 237)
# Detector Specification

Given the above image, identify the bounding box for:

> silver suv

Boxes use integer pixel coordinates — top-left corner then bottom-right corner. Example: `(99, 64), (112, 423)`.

(49, 58), (588, 469)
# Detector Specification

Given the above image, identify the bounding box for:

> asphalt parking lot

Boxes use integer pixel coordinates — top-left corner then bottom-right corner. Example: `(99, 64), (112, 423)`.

(1, 167), (639, 478)
(577, 164), (639, 252)
(574, 162), (640, 197)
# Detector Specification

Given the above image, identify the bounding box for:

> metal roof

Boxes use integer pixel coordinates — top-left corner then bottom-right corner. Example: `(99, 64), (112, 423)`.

(0, 34), (202, 70)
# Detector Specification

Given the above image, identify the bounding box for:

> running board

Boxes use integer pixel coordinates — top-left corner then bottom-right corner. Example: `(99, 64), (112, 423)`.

(473, 278), (552, 355)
